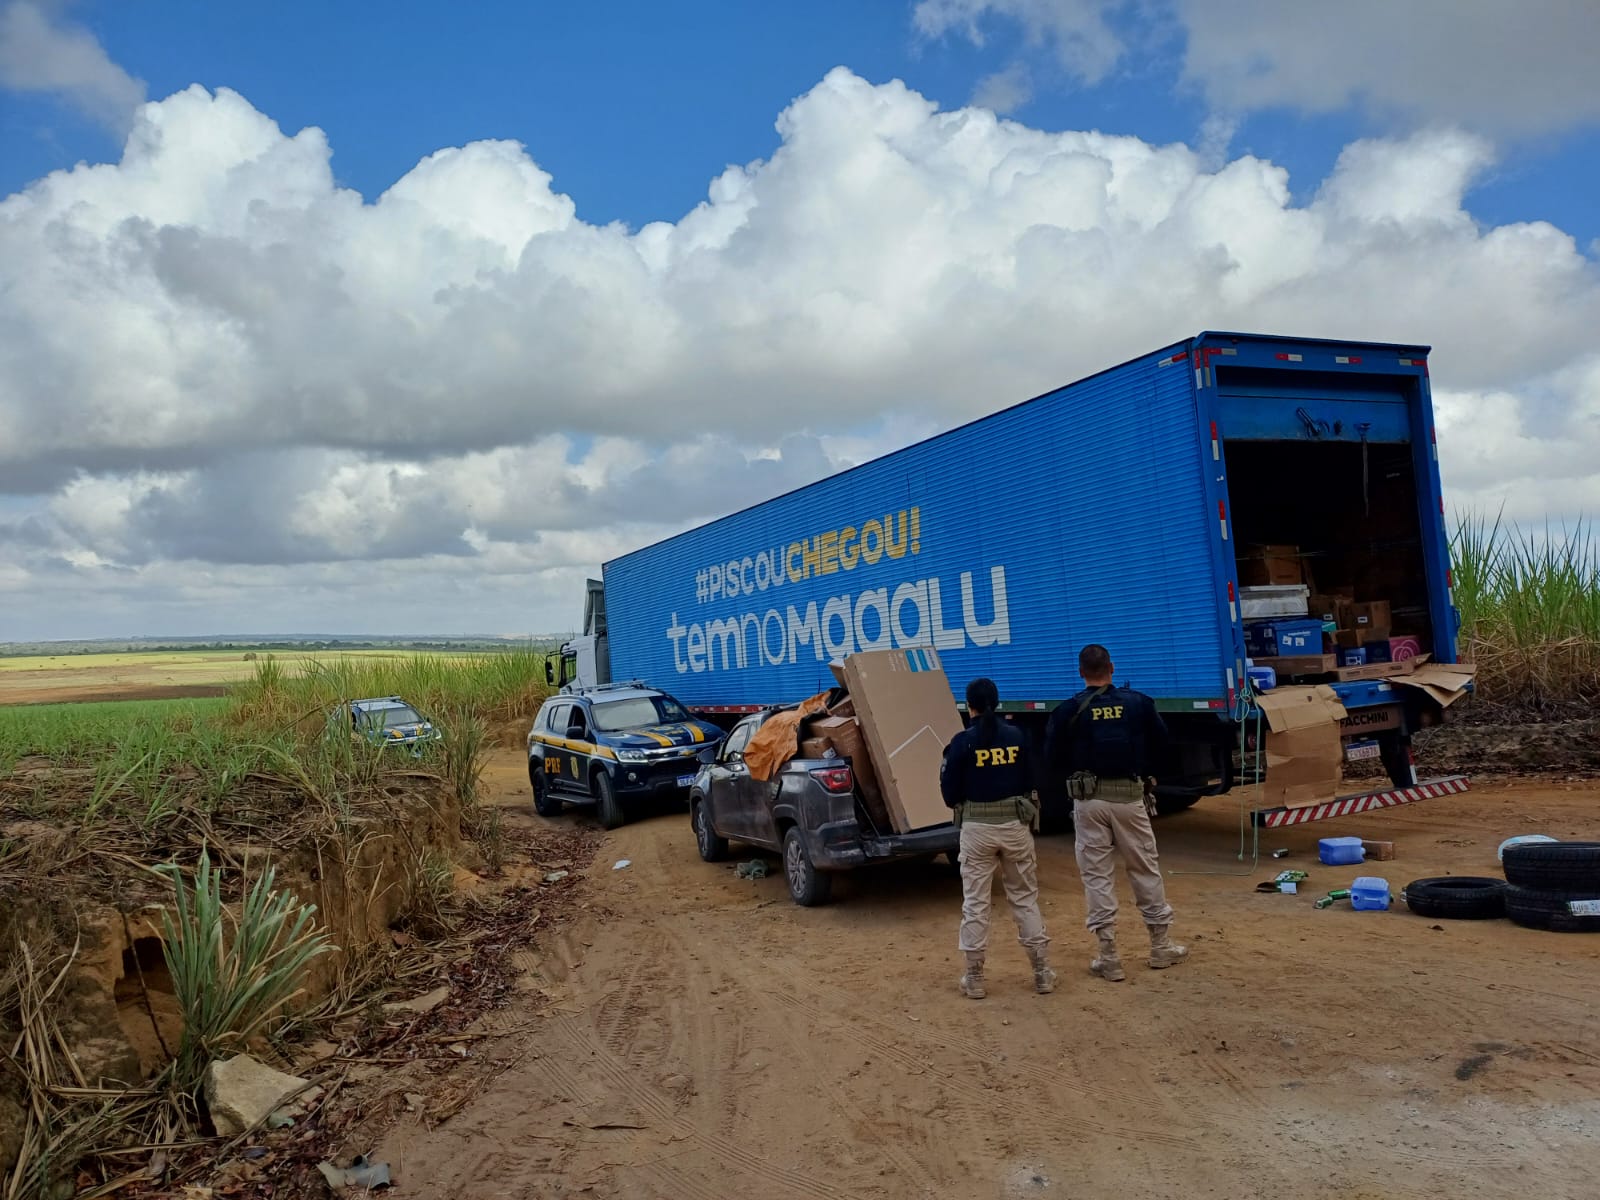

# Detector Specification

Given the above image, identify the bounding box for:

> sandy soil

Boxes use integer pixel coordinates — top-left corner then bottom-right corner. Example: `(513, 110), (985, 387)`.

(362, 752), (1600, 1200)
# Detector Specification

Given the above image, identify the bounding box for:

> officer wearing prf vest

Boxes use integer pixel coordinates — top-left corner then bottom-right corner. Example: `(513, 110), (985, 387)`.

(1045, 643), (1188, 982)
(940, 677), (1055, 1000)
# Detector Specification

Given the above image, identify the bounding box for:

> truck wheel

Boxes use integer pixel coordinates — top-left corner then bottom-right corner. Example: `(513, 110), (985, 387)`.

(1378, 731), (1418, 788)
(693, 799), (729, 862)
(1400, 876), (1507, 920)
(1153, 791), (1203, 817)
(594, 771), (625, 830)
(783, 828), (833, 907)
(530, 759), (563, 818)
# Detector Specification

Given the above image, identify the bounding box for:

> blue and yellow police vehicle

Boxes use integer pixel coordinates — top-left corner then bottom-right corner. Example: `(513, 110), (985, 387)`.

(527, 681), (723, 829)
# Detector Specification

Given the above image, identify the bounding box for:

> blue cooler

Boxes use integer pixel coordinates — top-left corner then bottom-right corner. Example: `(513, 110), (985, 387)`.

(1246, 664), (1277, 691)
(1245, 618), (1326, 657)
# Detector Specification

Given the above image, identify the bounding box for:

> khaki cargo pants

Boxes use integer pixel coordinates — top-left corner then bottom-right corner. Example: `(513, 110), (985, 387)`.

(1073, 783), (1174, 933)
(958, 820), (1049, 954)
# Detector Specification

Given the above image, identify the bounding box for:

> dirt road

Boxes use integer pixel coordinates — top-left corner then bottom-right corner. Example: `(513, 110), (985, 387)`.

(381, 751), (1600, 1199)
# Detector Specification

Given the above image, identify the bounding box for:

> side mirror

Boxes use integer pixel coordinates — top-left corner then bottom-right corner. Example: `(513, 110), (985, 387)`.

(545, 661), (555, 686)
(566, 723), (587, 740)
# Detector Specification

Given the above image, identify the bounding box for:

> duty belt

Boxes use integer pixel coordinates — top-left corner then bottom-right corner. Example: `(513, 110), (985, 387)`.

(1078, 776), (1144, 804)
(959, 796), (1037, 825)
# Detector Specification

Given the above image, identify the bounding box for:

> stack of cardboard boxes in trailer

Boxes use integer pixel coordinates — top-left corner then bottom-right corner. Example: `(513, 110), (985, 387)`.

(1232, 544), (1474, 810)
(1234, 543), (1430, 684)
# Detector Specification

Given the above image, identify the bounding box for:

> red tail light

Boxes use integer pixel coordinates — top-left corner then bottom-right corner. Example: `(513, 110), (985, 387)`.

(811, 766), (855, 794)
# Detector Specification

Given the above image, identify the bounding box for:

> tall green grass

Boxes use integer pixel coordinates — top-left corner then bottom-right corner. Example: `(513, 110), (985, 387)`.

(227, 647), (551, 737)
(1452, 513), (1600, 714)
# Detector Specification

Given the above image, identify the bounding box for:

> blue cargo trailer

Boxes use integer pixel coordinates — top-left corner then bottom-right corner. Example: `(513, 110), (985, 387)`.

(564, 332), (1469, 827)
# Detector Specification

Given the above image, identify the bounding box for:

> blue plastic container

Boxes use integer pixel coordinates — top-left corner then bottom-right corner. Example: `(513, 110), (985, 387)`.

(1247, 664), (1277, 691)
(1350, 876), (1391, 910)
(1319, 836), (1365, 866)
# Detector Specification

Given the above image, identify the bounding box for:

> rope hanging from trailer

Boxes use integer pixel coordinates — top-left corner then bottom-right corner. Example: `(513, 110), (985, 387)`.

(1168, 680), (1263, 878)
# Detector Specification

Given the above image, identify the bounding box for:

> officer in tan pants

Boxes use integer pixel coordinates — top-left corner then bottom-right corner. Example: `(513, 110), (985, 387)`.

(1045, 644), (1187, 981)
(940, 677), (1055, 999)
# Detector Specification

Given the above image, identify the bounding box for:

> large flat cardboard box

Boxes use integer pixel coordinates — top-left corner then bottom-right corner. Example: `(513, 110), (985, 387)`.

(1238, 544), (1303, 587)
(840, 648), (962, 833)
(1257, 685), (1348, 809)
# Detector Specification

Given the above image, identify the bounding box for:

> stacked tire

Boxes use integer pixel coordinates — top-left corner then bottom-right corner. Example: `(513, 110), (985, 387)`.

(1500, 842), (1600, 933)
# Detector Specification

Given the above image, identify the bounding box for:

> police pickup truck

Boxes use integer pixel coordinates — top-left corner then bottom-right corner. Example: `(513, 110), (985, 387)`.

(527, 681), (724, 829)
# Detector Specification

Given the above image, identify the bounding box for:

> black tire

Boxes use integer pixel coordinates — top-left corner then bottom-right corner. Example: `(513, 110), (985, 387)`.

(1378, 731), (1418, 789)
(1502, 842), (1600, 893)
(1401, 876), (1507, 920)
(594, 771), (625, 831)
(530, 759), (563, 818)
(1504, 885), (1600, 933)
(1153, 790), (1203, 817)
(783, 827), (833, 907)
(693, 799), (728, 862)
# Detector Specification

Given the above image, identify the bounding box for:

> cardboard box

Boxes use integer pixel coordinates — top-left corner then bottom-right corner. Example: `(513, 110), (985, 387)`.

(1334, 627), (1388, 649)
(1333, 657), (1418, 683)
(811, 714), (890, 828)
(1344, 601), (1392, 636)
(1252, 653), (1337, 678)
(799, 737), (835, 760)
(1256, 685), (1348, 809)
(1390, 661), (1477, 709)
(1237, 544), (1303, 587)
(840, 648), (963, 833)
(1361, 839), (1396, 862)
(828, 695), (856, 719)
(1338, 646), (1368, 668)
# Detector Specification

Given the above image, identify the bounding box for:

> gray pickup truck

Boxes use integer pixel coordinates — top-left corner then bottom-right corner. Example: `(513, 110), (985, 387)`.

(688, 706), (960, 906)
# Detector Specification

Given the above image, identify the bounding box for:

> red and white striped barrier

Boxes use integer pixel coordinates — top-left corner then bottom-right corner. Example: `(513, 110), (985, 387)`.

(1252, 776), (1472, 829)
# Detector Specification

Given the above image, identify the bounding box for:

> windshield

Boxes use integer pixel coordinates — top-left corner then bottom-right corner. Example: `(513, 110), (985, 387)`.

(591, 695), (691, 732)
(368, 705), (424, 728)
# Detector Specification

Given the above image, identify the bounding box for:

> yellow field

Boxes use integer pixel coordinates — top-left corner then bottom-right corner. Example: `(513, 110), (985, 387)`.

(0, 649), (450, 705)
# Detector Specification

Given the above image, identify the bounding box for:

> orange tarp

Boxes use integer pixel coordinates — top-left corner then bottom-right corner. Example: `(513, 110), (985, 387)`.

(745, 691), (832, 781)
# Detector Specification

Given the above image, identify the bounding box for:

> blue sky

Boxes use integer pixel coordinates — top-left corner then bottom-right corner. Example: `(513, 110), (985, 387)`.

(2, 0), (1599, 639)
(6, 1), (1596, 245)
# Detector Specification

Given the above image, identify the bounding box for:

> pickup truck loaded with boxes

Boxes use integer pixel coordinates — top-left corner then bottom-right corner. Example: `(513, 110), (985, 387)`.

(548, 331), (1475, 842)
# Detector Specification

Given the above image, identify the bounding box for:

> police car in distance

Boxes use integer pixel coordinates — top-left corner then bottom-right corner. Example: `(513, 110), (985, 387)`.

(328, 696), (442, 752)
(527, 681), (723, 829)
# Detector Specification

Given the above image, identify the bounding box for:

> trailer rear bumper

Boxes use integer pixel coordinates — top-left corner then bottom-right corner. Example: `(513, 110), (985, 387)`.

(1250, 775), (1471, 829)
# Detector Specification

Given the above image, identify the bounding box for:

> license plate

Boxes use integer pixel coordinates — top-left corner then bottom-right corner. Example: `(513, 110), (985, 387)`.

(677, 774), (696, 788)
(1344, 739), (1381, 762)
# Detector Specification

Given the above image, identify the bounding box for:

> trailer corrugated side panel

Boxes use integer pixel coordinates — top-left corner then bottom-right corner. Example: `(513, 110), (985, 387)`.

(603, 344), (1225, 708)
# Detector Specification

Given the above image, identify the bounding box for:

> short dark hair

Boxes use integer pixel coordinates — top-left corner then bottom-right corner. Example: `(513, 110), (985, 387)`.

(1079, 644), (1112, 676)
(965, 676), (999, 714)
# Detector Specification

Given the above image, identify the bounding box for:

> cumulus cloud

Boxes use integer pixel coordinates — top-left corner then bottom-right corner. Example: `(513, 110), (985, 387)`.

(915, 0), (1129, 87)
(914, 0), (1600, 137)
(0, 0), (146, 133)
(2, 68), (1599, 637)
(1177, 0), (1600, 137)
(973, 61), (1034, 114)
